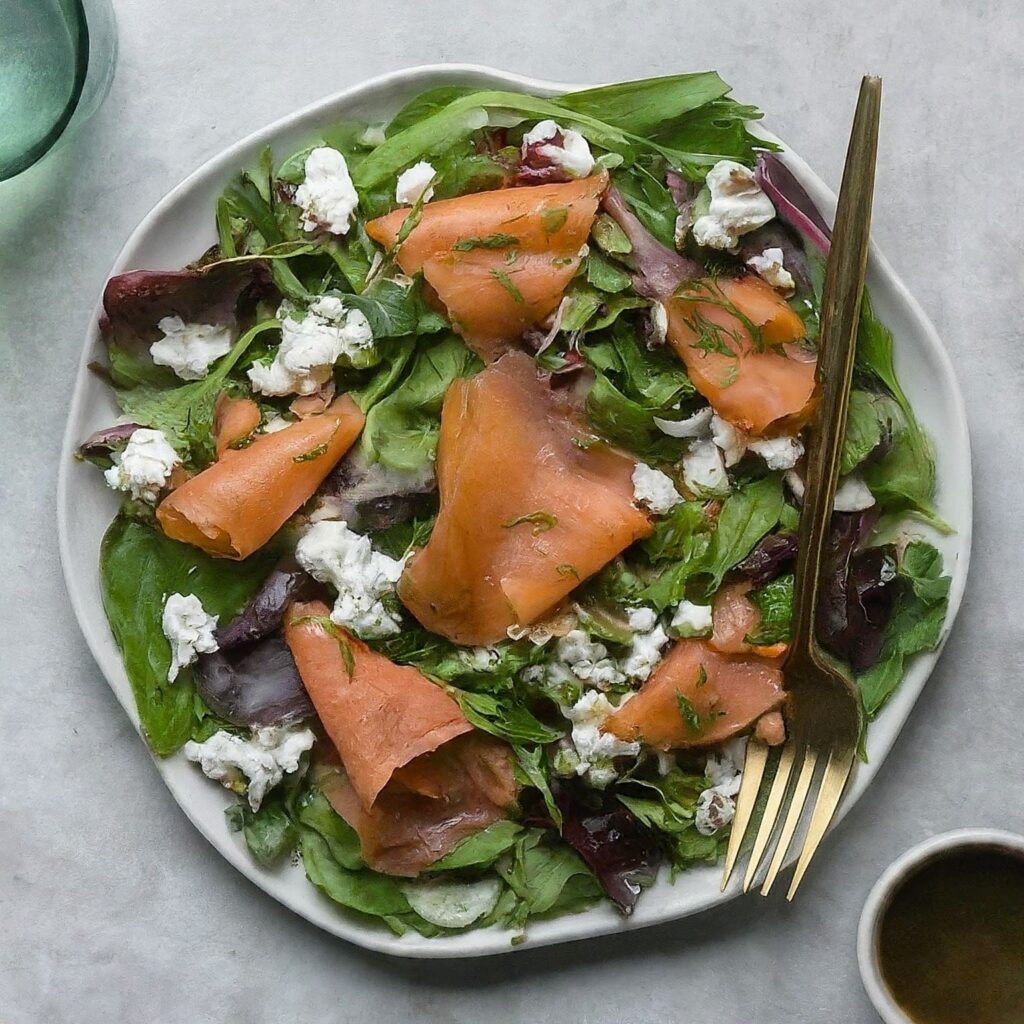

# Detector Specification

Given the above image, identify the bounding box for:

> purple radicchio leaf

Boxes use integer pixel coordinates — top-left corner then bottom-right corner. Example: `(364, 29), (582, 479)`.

(755, 153), (832, 255)
(320, 450), (437, 532)
(817, 510), (900, 673)
(75, 422), (142, 466)
(215, 556), (315, 650)
(555, 782), (662, 916)
(100, 261), (267, 363)
(601, 187), (702, 301)
(734, 532), (799, 587)
(665, 168), (698, 238)
(194, 634), (314, 728)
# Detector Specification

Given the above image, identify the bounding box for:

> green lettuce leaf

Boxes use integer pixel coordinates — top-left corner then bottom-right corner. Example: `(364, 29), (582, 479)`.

(427, 821), (524, 872)
(99, 518), (274, 756)
(226, 792), (297, 867)
(744, 573), (794, 646)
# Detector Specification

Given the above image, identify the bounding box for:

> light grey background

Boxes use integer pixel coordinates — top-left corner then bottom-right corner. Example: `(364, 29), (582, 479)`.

(2, 0), (1021, 1021)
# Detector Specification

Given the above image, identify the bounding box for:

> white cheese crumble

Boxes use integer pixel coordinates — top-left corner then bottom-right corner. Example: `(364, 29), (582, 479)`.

(103, 428), (180, 504)
(359, 124), (387, 148)
(711, 414), (748, 467)
(522, 120), (595, 178)
(649, 301), (669, 346)
(295, 520), (407, 638)
(559, 690), (640, 788)
(632, 462), (683, 515)
(682, 439), (730, 497)
(692, 160), (776, 252)
(162, 593), (219, 683)
(261, 415), (292, 434)
(695, 737), (747, 835)
(248, 296), (374, 397)
(395, 160), (436, 205)
(461, 646), (499, 672)
(149, 316), (233, 380)
(184, 725), (315, 811)
(556, 630), (626, 689)
(622, 606), (670, 681)
(294, 147), (359, 235)
(748, 434), (804, 471)
(654, 405), (713, 439)
(746, 247), (796, 295)
(670, 600), (714, 638)
(785, 469), (876, 512)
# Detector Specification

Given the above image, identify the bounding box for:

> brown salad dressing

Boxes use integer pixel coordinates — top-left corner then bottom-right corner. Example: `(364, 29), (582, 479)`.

(877, 847), (1024, 1024)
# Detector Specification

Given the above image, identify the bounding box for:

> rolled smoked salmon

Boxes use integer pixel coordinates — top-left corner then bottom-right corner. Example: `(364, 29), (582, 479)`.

(665, 275), (816, 435)
(365, 173), (608, 362)
(398, 350), (653, 645)
(156, 395), (364, 559)
(285, 602), (516, 875)
(602, 639), (784, 749)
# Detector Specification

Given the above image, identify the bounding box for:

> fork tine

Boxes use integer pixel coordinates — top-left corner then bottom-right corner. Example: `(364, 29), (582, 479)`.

(742, 741), (796, 892)
(760, 746), (818, 896)
(719, 739), (769, 891)
(785, 746), (855, 900)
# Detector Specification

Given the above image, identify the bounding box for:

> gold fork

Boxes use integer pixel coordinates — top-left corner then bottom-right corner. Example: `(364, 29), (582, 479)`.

(720, 76), (882, 901)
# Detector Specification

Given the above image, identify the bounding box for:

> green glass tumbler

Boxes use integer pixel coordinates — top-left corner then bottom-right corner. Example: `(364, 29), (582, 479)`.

(0, 0), (117, 180)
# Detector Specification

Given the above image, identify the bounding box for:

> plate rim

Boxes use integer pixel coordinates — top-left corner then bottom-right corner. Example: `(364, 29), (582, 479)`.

(56, 62), (973, 958)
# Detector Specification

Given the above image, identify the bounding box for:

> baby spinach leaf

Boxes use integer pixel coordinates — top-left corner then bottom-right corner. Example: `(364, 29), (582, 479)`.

(557, 72), (730, 136)
(226, 792), (296, 867)
(427, 821), (524, 872)
(612, 163), (680, 248)
(295, 789), (364, 869)
(100, 518), (274, 756)
(586, 251), (632, 293)
(841, 389), (886, 476)
(697, 475), (785, 592)
(744, 573), (794, 646)
(450, 686), (564, 745)
(344, 277), (444, 338)
(360, 333), (481, 470)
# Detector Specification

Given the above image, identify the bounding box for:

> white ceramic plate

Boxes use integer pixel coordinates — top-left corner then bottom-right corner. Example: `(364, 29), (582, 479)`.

(57, 64), (972, 958)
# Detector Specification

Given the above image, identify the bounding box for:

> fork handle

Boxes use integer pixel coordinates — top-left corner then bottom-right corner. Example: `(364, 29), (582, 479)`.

(788, 77), (882, 664)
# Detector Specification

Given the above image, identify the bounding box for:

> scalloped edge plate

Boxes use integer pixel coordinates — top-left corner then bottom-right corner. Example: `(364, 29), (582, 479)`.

(57, 64), (972, 958)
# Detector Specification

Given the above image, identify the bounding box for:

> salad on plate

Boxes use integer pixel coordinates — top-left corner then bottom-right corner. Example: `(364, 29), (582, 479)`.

(77, 71), (951, 939)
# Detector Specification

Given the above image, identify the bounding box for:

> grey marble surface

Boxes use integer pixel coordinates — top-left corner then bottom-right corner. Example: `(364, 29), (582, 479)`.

(2, 1), (1022, 1020)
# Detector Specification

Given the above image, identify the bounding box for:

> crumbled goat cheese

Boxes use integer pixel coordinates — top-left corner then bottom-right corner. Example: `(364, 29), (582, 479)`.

(671, 600), (714, 638)
(295, 520), (407, 638)
(261, 415), (293, 434)
(395, 160), (437, 205)
(622, 606), (670, 681)
(184, 725), (315, 811)
(162, 593), (219, 683)
(522, 120), (595, 178)
(632, 462), (683, 514)
(695, 737), (747, 836)
(556, 630), (626, 689)
(149, 316), (232, 380)
(294, 147), (359, 235)
(462, 647), (499, 671)
(692, 160), (776, 251)
(748, 434), (804, 471)
(654, 406), (713, 439)
(103, 428), (180, 504)
(746, 247), (796, 295)
(785, 469), (876, 512)
(560, 690), (640, 788)
(248, 297), (373, 397)
(682, 439), (730, 497)
(711, 414), (748, 467)
(649, 301), (669, 346)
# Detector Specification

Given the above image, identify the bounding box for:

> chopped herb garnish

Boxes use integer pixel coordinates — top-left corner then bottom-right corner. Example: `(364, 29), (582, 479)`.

(540, 206), (569, 234)
(694, 664), (708, 689)
(491, 268), (525, 303)
(503, 511), (558, 535)
(452, 232), (520, 251)
(293, 442), (329, 463)
(228, 434), (255, 450)
(675, 692), (702, 732)
(551, 255), (576, 267)
(556, 563), (581, 580)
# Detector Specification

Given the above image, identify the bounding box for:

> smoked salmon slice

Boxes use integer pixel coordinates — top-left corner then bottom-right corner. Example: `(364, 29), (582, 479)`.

(397, 350), (653, 646)
(157, 395), (364, 559)
(709, 581), (788, 659)
(213, 394), (261, 458)
(365, 172), (608, 362)
(602, 639), (784, 749)
(285, 602), (516, 875)
(665, 275), (816, 435)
